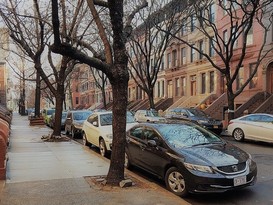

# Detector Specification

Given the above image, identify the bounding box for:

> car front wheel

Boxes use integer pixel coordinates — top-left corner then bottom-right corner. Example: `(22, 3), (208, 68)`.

(233, 128), (245, 141)
(124, 152), (131, 169)
(165, 167), (188, 197)
(99, 139), (107, 157)
(82, 133), (90, 147)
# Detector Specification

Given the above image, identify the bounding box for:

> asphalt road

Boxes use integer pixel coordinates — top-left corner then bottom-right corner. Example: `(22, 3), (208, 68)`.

(70, 132), (273, 205)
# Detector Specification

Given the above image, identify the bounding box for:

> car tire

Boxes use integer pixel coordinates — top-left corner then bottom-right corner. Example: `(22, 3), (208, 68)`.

(233, 128), (245, 141)
(82, 132), (90, 147)
(165, 167), (188, 197)
(65, 126), (69, 135)
(124, 152), (131, 169)
(99, 139), (108, 157)
(71, 127), (77, 139)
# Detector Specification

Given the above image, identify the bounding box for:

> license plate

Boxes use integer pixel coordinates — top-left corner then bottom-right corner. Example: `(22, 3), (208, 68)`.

(234, 176), (246, 186)
(213, 125), (218, 128)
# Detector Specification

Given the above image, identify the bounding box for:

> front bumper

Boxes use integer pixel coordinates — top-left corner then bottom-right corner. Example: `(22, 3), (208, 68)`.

(185, 162), (257, 194)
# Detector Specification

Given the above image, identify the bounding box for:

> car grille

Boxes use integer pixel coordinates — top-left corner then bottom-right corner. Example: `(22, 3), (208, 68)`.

(208, 120), (221, 125)
(216, 162), (246, 174)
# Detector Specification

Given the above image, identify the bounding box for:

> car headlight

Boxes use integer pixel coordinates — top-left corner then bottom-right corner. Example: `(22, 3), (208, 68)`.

(247, 153), (253, 166)
(197, 120), (208, 124)
(184, 162), (214, 173)
(106, 134), (112, 139)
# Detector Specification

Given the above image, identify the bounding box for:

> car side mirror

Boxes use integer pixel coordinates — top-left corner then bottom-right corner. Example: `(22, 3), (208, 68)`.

(182, 113), (188, 118)
(92, 121), (98, 127)
(147, 140), (157, 147)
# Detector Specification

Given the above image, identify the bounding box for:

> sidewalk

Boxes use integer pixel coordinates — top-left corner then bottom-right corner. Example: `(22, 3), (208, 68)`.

(0, 113), (190, 205)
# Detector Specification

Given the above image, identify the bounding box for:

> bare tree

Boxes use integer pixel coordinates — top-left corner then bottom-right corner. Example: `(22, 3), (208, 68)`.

(0, 0), (86, 137)
(50, 0), (148, 185)
(159, 0), (273, 120)
(128, 0), (185, 109)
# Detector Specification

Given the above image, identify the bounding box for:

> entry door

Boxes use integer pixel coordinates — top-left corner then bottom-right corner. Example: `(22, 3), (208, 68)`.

(267, 63), (273, 93)
(191, 81), (197, 96)
(167, 80), (173, 98)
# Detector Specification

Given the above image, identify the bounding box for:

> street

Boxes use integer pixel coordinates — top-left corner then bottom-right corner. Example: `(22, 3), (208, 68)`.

(73, 132), (273, 205)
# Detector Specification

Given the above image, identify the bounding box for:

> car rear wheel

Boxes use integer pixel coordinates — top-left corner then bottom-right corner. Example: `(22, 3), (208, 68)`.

(82, 133), (90, 147)
(99, 139), (107, 157)
(165, 167), (188, 197)
(233, 128), (245, 141)
(124, 152), (131, 169)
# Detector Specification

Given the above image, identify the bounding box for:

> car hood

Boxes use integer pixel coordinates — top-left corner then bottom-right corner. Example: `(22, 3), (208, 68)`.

(74, 120), (85, 125)
(147, 116), (166, 121)
(175, 142), (249, 167)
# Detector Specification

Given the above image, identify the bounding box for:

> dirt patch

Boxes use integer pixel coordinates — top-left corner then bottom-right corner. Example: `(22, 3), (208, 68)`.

(41, 134), (71, 142)
(84, 174), (151, 192)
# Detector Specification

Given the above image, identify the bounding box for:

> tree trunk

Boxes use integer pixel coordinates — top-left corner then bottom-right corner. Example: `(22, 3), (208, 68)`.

(52, 94), (63, 137)
(148, 89), (155, 109)
(35, 71), (41, 117)
(227, 89), (235, 121)
(106, 80), (128, 185)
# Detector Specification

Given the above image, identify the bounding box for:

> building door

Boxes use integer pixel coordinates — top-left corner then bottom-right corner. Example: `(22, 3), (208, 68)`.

(190, 75), (197, 96)
(167, 80), (173, 98)
(267, 63), (273, 93)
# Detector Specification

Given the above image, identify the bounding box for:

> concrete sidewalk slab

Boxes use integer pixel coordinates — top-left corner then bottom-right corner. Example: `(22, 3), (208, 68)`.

(0, 113), (190, 205)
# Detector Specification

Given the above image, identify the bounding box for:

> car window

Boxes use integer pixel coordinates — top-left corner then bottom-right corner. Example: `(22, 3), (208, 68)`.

(47, 109), (55, 115)
(73, 113), (84, 120)
(187, 108), (207, 117)
(87, 114), (98, 124)
(130, 127), (145, 140)
(157, 124), (221, 148)
(242, 115), (261, 121)
(259, 115), (273, 122)
(100, 113), (113, 126)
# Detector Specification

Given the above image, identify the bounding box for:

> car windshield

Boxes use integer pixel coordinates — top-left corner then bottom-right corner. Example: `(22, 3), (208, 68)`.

(73, 111), (92, 120)
(47, 109), (55, 115)
(157, 124), (222, 149)
(62, 112), (67, 119)
(146, 110), (159, 117)
(100, 112), (136, 126)
(187, 109), (207, 117)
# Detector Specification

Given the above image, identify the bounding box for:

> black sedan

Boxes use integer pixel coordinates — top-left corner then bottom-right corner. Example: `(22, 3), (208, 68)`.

(125, 121), (257, 197)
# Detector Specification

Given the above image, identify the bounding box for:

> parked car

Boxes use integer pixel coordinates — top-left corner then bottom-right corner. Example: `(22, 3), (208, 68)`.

(125, 121), (257, 197)
(49, 111), (67, 130)
(227, 113), (273, 143)
(42, 108), (55, 126)
(134, 109), (166, 123)
(26, 108), (35, 120)
(64, 110), (92, 138)
(82, 111), (138, 157)
(165, 107), (223, 135)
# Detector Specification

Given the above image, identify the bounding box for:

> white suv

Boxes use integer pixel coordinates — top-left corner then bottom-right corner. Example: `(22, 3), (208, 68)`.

(82, 111), (138, 157)
(134, 109), (166, 123)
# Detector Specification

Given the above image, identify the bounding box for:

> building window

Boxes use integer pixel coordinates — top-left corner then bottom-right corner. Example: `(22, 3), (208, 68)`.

(157, 81), (160, 97)
(232, 26), (238, 48)
(199, 40), (204, 59)
(181, 47), (186, 65)
(209, 4), (215, 23)
(246, 26), (253, 45)
(249, 63), (258, 89)
(161, 57), (165, 71)
(167, 53), (171, 68)
(181, 77), (186, 96)
(162, 80), (165, 97)
(175, 78), (180, 96)
(236, 67), (244, 90)
(209, 37), (215, 57)
(76, 97), (79, 104)
(201, 73), (206, 94)
(209, 71), (215, 93)
(172, 50), (177, 67)
(190, 15), (196, 32)
(223, 30), (228, 52)
(181, 20), (186, 36)
(190, 46), (195, 62)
